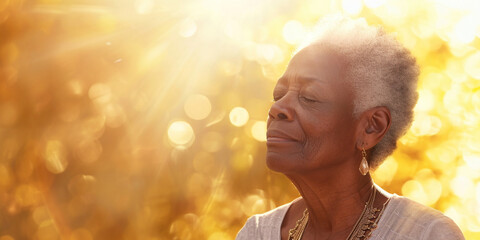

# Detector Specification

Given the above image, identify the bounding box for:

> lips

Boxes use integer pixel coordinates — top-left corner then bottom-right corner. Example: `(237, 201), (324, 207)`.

(266, 129), (299, 143)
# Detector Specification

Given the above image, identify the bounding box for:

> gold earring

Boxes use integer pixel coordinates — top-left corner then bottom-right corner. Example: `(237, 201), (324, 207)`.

(359, 147), (369, 175)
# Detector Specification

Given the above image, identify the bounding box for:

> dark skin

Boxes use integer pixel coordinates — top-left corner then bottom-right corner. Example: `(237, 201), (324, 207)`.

(266, 45), (391, 240)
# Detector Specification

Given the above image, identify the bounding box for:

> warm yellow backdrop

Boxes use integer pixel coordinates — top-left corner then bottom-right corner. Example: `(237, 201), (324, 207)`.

(1, 0), (480, 239)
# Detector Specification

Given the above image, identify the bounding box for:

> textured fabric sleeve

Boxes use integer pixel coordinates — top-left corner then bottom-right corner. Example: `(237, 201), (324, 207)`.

(422, 216), (465, 240)
(236, 216), (259, 240)
(235, 201), (292, 240)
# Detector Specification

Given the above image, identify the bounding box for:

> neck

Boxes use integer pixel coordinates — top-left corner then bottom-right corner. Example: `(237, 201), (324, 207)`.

(285, 161), (373, 236)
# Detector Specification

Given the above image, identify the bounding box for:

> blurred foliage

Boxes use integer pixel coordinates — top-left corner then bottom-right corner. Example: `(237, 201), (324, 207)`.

(1, 0), (480, 239)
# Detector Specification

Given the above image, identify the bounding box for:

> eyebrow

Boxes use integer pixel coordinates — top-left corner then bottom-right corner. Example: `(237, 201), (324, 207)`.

(277, 76), (324, 85)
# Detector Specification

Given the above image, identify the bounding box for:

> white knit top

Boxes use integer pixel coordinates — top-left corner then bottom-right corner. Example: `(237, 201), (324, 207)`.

(236, 194), (465, 240)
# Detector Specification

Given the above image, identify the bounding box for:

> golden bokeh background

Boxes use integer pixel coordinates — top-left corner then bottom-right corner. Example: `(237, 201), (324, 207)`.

(1, 0), (480, 239)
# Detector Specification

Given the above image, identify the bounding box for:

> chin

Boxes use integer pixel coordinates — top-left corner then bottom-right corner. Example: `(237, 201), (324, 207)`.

(266, 151), (300, 173)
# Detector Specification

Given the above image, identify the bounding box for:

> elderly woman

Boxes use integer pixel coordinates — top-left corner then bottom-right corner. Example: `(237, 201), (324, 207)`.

(236, 17), (464, 240)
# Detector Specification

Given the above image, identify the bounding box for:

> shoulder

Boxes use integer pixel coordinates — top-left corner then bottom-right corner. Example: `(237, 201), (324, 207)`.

(376, 195), (465, 240)
(235, 200), (295, 240)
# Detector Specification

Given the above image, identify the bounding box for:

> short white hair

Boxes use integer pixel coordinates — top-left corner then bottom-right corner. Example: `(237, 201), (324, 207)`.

(297, 16), (419, 170)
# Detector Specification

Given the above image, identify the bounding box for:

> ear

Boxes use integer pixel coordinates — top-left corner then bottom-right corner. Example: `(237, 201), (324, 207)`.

(356, 106), (391, 150)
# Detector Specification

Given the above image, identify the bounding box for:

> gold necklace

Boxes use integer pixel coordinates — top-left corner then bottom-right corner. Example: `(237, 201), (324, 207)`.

(366, 196), (391, 238)
(289, 186), (389, 240)
(288, 208), (309, 240)
(346, 186), (378, 240)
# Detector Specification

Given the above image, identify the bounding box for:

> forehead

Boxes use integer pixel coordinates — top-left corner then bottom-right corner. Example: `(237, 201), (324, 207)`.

(279, 45), (345, 85)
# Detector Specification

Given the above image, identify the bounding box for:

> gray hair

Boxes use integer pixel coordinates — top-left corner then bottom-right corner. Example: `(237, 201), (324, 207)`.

(298, 16), (419, 170)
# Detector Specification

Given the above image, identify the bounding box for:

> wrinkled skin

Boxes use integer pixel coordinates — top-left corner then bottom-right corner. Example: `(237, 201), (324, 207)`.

(266, 45), (358, 174)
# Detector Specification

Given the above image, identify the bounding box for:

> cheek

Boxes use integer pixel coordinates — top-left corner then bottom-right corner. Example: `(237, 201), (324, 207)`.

(300, 119), (331, 155)
(301, 125), (330, 160)
(300, 115), (356, 161)
(302, 138), (323, 162)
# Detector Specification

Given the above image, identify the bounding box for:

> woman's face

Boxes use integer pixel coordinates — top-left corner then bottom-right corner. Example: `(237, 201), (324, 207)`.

(266, 45), (360, 174)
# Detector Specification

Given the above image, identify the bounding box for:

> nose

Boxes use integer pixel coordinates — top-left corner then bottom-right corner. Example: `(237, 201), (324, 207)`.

(268, 93), (295, 121)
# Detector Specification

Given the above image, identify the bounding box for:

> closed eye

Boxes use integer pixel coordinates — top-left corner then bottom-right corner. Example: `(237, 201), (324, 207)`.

(299, 95), (317, 103)
(273, 92), (285, 102)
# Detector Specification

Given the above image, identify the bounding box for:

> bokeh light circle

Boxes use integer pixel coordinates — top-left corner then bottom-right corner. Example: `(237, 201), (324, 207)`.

(184, 94), (212, 120)
(229, 107), (249, 127)
(402, 180), (427, 205)
(168, 121), (195, 147)
(465, 52), (480, 79)
(44, 140), (68, 174)
(251, 121), (267, 142)
(88, 83), (111, 105)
